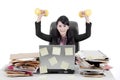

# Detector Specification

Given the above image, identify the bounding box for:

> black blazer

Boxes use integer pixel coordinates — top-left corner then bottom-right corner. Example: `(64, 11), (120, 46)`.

(35, 21), (92, 52)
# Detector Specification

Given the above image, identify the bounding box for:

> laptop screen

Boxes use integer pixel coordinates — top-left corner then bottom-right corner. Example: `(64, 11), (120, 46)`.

(39, 45), (75, 74)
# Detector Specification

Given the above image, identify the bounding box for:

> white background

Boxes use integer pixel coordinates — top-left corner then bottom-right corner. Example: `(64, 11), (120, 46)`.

(0, 0), (120, 80)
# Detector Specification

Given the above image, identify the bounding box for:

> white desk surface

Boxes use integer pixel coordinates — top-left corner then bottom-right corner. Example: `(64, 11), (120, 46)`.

(0, 67), (115, 80)
(1, 50), (115, 80)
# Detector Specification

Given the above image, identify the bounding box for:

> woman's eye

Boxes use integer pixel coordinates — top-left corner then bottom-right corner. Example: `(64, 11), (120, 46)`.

(64, 25), (66, 27)
(59, 25), (61, 27)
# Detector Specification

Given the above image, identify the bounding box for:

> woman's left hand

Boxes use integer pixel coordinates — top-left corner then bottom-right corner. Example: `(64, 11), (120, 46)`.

(85, 16), (90, 23)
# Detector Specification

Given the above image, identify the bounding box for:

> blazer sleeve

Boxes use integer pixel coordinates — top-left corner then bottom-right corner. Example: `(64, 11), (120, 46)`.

(75, 22), (92, 42)
(35, 21), (52, 41)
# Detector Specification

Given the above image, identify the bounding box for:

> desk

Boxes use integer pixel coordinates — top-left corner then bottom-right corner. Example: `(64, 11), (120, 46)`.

(1, 50), (115, 80)
(0, 66), (115, 80)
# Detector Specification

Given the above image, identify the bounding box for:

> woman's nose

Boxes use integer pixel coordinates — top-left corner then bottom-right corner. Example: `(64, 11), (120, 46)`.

(60, 27), (65, 30)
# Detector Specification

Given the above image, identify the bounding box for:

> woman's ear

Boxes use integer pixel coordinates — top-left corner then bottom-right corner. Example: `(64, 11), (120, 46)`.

(67, 26), (70, 30)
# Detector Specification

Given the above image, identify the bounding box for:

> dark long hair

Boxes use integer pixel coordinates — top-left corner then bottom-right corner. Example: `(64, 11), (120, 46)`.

(50, 15), (75, 45)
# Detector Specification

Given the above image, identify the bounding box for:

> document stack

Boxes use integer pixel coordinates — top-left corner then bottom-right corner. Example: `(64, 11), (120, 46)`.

(5, 53), (40, 77)
(76, 50), (110, 78)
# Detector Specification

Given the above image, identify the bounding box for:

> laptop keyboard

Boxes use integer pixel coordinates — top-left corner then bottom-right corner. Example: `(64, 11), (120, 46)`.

(47, 69), (75, 74)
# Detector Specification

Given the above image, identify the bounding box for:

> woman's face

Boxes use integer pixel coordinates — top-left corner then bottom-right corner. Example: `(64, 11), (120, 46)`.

(57, 21), (69, 37)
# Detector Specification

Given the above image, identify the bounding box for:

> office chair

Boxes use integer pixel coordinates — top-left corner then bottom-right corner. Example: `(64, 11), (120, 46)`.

(49, 21), (79, 52)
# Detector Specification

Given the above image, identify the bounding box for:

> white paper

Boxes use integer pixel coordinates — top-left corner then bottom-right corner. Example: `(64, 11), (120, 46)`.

(52, 47), (61, 55)
(60, 61), (69, 70)
(40, 47), (49, 56)
(48, 56), (58, 66)
(40, 65), (48, 73)
(65, 48), (73, 56)
(80, 50), (106, 60)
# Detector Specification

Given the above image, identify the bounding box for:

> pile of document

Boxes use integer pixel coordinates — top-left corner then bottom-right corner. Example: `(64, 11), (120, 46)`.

(5, 53), (40, 77)
(76, 50), (110, 78)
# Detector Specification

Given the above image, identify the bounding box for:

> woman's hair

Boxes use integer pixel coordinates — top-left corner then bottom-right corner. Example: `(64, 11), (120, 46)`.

(50, 15), (75, 45)
(56, 15), (69, 26)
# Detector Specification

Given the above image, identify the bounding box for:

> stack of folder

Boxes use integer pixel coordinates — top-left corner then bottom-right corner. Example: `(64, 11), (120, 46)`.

(5, 53), (40, 77)
(76, 50), (111, 78)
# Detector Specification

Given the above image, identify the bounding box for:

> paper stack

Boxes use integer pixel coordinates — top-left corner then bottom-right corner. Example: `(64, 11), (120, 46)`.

(76, 50), (111, 78)
(5, 53), (40, 77)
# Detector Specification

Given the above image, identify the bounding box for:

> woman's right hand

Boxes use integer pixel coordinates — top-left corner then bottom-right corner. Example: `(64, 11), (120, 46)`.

(37, 10), (45, 22)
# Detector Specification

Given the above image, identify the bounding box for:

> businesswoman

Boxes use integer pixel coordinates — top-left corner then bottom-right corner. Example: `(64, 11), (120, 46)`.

(35, 12), (92, 52)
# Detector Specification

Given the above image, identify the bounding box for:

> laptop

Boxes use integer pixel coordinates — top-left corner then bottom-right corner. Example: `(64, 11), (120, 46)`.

(39, 45), (75, 74)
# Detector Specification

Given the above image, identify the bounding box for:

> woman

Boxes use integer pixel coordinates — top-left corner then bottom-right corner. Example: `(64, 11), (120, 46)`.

(35, 12), (92, 52)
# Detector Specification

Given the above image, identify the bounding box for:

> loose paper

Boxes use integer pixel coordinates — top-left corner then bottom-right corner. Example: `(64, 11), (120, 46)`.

(52, 47), (61, 55)
(48, 56), (58, 66)
(40, 65), (48, 73)
(65, 48), (73, 56)
(40, 47), (49, 56)
(80, 50), (106, 60)
(60, 61), (69, 70)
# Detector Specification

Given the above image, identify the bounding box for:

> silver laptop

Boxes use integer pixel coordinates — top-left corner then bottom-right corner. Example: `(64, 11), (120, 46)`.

(39, 45), (75, 74)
